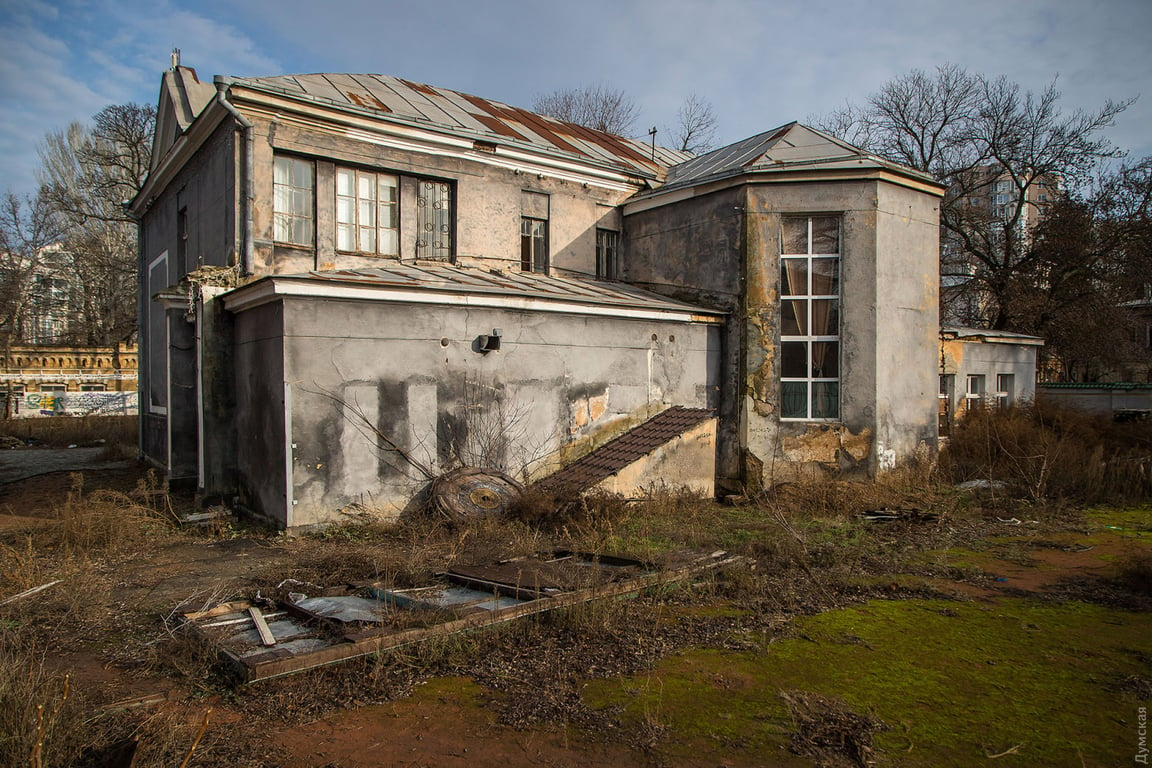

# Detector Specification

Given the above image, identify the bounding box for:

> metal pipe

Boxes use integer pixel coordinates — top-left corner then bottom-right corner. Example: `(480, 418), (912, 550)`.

(214, 79), (255, 276)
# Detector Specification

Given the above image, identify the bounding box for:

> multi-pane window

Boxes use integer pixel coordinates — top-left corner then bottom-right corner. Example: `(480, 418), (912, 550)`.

(780, 215), (840, 420)
(336, 168), (398, 255)
(596, 229), (619, 279)
(965, 374), (985, 411)
(416, 180), (453, 260)
(273, 156), (314, 246)
(995, 373), (1015, 408)
(521, 218), (548, 273)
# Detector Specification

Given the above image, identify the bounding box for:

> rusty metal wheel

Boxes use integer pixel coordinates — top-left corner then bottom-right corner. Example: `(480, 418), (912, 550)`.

(429, 466), (523, 523)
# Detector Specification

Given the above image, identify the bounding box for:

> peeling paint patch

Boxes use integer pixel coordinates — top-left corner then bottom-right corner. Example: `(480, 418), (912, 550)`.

(569, 391), (609, 433)
(781, 424), (873, 466)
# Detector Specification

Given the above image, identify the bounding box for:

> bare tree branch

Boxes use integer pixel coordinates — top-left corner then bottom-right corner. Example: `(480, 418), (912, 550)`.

(532, 84), (640, 136)
(670, 94), (718, 154)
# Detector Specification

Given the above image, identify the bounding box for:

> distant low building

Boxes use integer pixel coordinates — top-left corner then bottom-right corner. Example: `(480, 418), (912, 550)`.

(938, 327), (1043, 433)
(0, 342), (138, 417)
(1037, 382), (1152, 420)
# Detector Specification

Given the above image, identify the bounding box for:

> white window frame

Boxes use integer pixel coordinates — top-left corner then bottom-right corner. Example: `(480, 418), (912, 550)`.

(965, 374), (985, 410)
(995, 373), (1015, 408)
(521, 217), (548, 274)
(336, 167), (399, 256)
(273, 155), (315, 247)
(780, 215), (841, 421)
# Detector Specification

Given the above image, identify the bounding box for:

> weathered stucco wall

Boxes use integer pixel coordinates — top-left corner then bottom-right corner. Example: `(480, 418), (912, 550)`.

(940, 336), (1039, 421)
(623, 176), (940, 489)
(242, 113), (633, 278)
(622, 185), (744, 491)
(138, 121), (238, 472)
(231, 301), (288, 521)
(231, 295), (720, 527)
(871, 182), (940, 469)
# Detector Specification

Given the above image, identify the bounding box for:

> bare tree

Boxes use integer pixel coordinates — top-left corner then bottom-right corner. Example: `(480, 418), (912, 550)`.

(670, 94), (718, 154)
(532, 84), (640, 136)
(819, 65), (1133, 331)
(38, 103), (154, 345)
(0, 191), (63, 416)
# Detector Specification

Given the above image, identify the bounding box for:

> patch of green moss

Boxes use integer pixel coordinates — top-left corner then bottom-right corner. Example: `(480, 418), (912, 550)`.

(583, 598), (1150, 767)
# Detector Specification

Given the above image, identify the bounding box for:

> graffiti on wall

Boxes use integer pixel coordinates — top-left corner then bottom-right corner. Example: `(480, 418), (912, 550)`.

(3, 391), (139, 417)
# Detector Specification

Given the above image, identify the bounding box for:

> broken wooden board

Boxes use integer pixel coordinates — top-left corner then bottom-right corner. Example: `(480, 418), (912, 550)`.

(190, 549), (745, 684)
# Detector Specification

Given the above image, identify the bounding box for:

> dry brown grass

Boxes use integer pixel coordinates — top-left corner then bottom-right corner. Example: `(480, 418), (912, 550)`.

(1, 414), (137, 448)
(939, 401), (1152, 503)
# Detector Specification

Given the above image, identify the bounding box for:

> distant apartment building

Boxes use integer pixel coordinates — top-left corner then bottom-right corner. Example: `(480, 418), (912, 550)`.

(941, 164), (1060, 326)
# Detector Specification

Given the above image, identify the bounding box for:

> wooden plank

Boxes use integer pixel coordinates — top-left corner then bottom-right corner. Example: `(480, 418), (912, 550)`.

(237, 551), (744, 683)
(248, 606), (276, 647)
(182, 600), (253, 622)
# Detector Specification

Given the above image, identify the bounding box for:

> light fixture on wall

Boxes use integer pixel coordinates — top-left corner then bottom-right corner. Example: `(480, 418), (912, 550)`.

(475, 329), (502, 354)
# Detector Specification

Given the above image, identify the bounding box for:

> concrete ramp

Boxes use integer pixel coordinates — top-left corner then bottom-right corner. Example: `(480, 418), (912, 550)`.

(535, 406), (716, 498)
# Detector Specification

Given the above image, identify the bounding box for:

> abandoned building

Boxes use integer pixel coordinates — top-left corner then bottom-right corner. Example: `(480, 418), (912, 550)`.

(938, 327), (1043, 433)
(132, 63), (944, 529)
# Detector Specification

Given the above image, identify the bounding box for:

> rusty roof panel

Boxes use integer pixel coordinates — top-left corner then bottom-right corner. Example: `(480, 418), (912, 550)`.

(535, 407), (715, 496)
(230, 73), (692, 178)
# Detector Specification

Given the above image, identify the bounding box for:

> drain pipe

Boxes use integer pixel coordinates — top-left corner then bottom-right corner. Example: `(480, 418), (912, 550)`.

(214, 78), (255, 276)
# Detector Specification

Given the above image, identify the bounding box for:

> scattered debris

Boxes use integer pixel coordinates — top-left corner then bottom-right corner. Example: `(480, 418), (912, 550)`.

(180, 549), (745, 684)
(858, 508), (938, 523)
(0, 579), (63, 606)
(955, 479), (1008, 490)
(781, 690), (887, 768)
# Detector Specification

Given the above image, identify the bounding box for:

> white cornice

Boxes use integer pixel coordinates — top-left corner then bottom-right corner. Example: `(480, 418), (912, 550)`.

(624, 167), (945, 216)
(222, 277), (724, 324)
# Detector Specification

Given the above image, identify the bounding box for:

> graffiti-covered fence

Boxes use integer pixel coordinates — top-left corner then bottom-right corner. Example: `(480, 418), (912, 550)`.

(2, 391), (138, 417)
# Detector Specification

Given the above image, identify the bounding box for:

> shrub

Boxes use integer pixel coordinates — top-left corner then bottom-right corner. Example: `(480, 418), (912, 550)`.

(939, 401), (1152, 503)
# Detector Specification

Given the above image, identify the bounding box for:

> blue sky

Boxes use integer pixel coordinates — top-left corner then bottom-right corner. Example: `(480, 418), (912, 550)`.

(1, 0), (1149, 199)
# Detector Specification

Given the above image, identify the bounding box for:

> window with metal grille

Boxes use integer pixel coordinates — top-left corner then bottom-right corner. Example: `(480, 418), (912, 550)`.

(780, 215), (840, 420)
(416, 180), (453, 260)
(336, 168), (399, 255)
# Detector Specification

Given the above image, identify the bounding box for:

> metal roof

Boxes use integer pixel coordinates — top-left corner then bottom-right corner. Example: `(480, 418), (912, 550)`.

(224, 73), (692, 179)
(652, 122), (940, 196)
(225, 263), (726, 319)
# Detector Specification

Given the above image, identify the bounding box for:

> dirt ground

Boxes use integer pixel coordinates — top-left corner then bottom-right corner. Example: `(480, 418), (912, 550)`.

(1, 458), (1149, 768)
